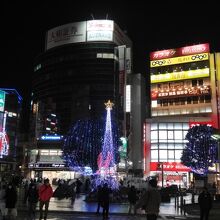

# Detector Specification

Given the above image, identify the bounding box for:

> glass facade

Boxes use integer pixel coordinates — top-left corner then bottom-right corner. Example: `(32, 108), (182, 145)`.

(150, 122), (189, 162)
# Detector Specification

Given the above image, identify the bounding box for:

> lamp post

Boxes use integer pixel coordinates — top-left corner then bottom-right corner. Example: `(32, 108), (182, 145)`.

(161, 162), (164, 188)
(157, 162), (164, 187)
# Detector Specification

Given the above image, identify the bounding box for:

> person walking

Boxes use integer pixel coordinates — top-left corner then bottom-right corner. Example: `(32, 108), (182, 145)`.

(96, 184), (103, 214)
(100, 183), (112, 220)
(38, 178), (53, 220)
(127, 185), (137, 215)
(135, 178), (161, 220)
(24, 182), (39, 220)
(4, 182), (18, 219)
(0, 183), (6, 220)
(75, 178), (82, 197)
(198, 186), (212, 220)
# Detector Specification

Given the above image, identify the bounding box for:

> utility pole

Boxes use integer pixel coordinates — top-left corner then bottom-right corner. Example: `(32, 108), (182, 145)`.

(161, 162), (164, 188)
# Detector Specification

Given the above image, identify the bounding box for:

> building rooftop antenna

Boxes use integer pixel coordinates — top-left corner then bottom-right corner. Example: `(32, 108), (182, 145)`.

(91, 14), (94, 20)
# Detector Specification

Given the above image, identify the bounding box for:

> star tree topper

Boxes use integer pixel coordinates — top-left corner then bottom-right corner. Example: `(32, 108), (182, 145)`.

(105, 100), (114, 110)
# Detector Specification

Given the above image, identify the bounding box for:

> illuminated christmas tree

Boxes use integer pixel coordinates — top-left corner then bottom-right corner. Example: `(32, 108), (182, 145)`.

(62, 119), (103, 173)
(62, 100), (120, 177)
(96, 100), (120, 189)
(181, 124), (218, 176)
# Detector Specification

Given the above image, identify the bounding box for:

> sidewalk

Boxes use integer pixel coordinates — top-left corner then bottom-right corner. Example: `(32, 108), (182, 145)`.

(16, 192), (197, 219)
(15, 189), (220, 220)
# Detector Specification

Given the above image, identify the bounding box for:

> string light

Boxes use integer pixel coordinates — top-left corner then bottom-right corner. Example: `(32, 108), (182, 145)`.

(62, 100), (120, 188)
(181, 124), (218, 176)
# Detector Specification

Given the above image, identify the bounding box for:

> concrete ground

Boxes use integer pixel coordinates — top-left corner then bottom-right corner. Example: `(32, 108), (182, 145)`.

(2, 191), (219, 220)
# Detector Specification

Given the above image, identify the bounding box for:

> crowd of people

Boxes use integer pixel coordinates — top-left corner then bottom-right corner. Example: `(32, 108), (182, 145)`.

(0, 175), (218, 220)
(0, 178), (54, 220)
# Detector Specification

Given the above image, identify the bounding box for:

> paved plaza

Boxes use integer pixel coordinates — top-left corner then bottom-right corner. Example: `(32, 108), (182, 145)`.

(2, 192), (220, 220)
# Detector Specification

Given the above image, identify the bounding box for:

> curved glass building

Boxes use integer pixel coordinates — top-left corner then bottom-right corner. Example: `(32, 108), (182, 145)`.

(31, 20), (132, 138)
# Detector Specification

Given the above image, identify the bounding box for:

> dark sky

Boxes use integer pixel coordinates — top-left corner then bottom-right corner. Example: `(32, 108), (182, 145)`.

(2, 1), (220, 100)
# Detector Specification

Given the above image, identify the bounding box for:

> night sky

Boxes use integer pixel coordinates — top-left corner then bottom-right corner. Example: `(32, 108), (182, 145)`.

(2, 1), (220, 110)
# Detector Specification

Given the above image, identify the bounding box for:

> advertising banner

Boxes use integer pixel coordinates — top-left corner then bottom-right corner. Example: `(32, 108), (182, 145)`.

(87, 20), (113, 42)
(46, 21), (86, 50)
(151, 68), (209, 83)
(150, 53), (209, 68)
(150, 162), (191, 172)
(150, 43), (210, 60)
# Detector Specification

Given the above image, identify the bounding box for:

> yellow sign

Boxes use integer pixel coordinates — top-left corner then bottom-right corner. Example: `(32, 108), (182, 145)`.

(151, 68), (209, 83)
(150, 53), (209, 67)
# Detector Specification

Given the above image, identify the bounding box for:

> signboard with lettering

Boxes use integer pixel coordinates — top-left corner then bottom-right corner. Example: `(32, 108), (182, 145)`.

(151, 68), (210, 83)
(28, 163), (67, 169)
(150, 53), (209, 68)
(46, 21), (87, 50)
(150, 162), (191, 172)
(87, 20), (114, 42)
(151, 85), (211, 99)
(150, 43), (210, 60)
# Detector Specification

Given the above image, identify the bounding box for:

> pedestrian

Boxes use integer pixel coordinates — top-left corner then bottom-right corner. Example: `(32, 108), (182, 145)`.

(67, 182), (76, 205)
(198, 186), (212, 220)
(211, 182), (217, 200)
(0, 183), (6, 220)
(127, 185), (137, 215)
(100, 183), (112, 220)
(38, 178), (53, 220)
(75, 178), (82, 197)
(23, 179), (29, 203)
(135, 178), (161, 220)
(4, 182), (17, 219)
(24, 182), (39, 220)
(96, 184), (103, 214)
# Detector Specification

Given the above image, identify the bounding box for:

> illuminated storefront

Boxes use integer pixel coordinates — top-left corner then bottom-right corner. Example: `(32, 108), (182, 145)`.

(144, 43), (220, 187)
(0, 89), (22, 178)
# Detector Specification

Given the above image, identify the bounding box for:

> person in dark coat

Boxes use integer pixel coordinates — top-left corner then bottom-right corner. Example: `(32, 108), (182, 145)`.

(198, 186), (213, 220)
(96, 184), (103, 214)
(5, 183), (17, 219)
(75, 178), (82, 197)
(100, 183), (112, 220)
(24, 183), (39, 220)
(127, 185), (137, 214)
(135, 178), (161, 220)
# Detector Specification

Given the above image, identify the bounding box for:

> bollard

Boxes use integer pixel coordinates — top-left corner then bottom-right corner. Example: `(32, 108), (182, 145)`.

(191, 191), (195, 204)
(174, 194), (177, 209)
(180, 193), (183, 214)
(183, 199), (186, 215)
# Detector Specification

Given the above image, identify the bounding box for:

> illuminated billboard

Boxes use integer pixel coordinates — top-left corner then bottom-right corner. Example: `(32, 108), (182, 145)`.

(0, 90), (5, 112)
(87, 20), (113, 41)
(150, 43), (210, 60)
(46, 21), (87, 50)
(0, 112), (9, 158)
(151, 84), (211, 99)
(151, 68), (209, 83)
(150, 162), (191, 172)
(150, 53), (209, 68)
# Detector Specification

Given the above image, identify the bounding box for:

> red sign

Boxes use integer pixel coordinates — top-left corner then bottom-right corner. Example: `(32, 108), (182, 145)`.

(179, 43), (210, 56)
(150, 162), (191, 172)
(189, 121), (213, 128)
(150, 43), (210, 60)
(150, 49), (177, 60)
